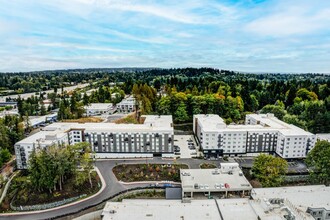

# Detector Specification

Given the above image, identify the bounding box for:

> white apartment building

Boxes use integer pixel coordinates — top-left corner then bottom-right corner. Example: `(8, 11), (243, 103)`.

(15, 115), (174, 169)
(193, 114), (315, 159)
(84, 103), (114, 116)
(116, 96), (136, 113)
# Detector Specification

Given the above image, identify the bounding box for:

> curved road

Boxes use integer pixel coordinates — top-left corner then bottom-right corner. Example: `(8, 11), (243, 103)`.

(0, 158), (205, 220)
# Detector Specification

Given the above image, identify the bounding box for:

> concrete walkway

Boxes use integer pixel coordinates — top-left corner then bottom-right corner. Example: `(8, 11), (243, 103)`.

(0, 171), (19, 205)
(0, 167), (106, 219)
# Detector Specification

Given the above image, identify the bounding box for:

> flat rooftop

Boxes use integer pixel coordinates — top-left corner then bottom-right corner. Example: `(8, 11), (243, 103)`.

(15, 130), (67, 146)
(247, 114), (314, 136)
(16, 115), (173, 145)
(252, 185), (330, 211)
(29, 113), (58, 126)
(194, 114), (226, 132)
(85, 103), (113, 109)
(102, 199), (221, 220)
(195, 114), (314, 136)
(316, 133), (330, 142)
(180, 167), (252, 192)
(102, 198), (313, 220)
(117, 97), (135, 105)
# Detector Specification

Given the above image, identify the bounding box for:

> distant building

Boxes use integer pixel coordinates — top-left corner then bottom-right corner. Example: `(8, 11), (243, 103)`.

(116, 96), (136, 113)
(0, 101), (17, 108)
(15, 115), (174, 169)
(28, 113), (58, 128)
(180, 163), (252, 199)
(193, 114), (316, 159)
(316, 133), (330, 142)
(84, 103), (114, 116)
(251, 185), (330, 220)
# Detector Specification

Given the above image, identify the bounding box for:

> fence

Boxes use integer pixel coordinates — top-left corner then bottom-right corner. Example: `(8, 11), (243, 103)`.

(50, 186), (164, 220)
(10, 194), (87, 211)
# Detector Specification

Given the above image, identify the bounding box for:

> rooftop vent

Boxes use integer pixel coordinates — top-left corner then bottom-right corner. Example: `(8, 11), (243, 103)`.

(212, 169), (220, 175)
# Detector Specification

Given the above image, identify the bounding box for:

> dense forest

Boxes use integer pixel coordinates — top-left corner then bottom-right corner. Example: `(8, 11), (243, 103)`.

(0, 68), (329, 161)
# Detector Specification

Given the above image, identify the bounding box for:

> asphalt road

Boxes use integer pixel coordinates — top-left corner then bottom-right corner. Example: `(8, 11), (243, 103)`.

(0, 158), (206, 220)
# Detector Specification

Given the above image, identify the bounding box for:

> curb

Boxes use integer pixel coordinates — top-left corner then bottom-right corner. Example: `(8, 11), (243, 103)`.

(119, 180), (181, 185)
(0, 166), (106, 216)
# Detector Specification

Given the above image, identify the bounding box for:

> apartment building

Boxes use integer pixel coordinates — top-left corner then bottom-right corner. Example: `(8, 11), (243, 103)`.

(84, 103), (114, 116)
(193, 114), (315, 159)
(15, 115), (174, 169)
(116, 96), (136, 113)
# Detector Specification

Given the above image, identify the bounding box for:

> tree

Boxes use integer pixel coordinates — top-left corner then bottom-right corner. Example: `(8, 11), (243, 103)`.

(174, 102), (189, 123)
(306, 140), (330, 185)
(0, 148), (11, 167)
(283, 114), (307, 129)
(261, 104), (286, 120)
(40, 103), (47, 116)
(251, 154), (288, 187)
(249, 94), (259, 112)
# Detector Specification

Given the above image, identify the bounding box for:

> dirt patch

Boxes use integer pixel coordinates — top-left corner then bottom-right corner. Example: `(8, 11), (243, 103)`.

(63, 117), (103, 123)
(114, 112), (145, 124)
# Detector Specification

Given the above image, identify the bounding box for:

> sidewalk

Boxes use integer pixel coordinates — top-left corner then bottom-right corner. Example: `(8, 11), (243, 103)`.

(0, 166), (106, 216)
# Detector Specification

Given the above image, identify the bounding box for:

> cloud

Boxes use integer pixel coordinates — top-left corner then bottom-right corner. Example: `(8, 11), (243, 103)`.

(0, 0), (330, 73)
(245, 1), (330, 37)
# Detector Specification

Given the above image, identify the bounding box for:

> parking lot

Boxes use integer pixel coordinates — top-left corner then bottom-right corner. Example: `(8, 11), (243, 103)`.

(173, 135), (199, 159)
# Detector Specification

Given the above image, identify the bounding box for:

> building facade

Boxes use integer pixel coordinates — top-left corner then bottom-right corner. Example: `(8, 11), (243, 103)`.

(193, 114), (316, 159)
(15, 115), (174, 169)
(116, 96), (136, 113)
(84, 103), (114, 116)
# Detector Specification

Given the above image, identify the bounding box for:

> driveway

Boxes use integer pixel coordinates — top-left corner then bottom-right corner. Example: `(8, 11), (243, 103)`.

(0, 158), (207, 220)
(1, 161), (139, 220)
(174, 135), (198, 159)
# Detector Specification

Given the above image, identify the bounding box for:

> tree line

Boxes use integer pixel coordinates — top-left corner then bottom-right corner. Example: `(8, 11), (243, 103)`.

(28, 142), (94, 193)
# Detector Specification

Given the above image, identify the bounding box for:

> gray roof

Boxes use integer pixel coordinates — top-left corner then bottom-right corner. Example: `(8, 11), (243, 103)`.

(165, 188), (182, 200)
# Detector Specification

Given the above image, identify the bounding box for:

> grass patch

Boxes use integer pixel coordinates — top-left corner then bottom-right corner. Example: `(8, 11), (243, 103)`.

(114, 113), (141, 124)
(200, 163), (217, 169)
(113, 163), (188, 182)
(63, 117), (103, 123)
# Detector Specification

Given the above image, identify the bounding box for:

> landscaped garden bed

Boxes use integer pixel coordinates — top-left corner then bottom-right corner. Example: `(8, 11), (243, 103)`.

(113, 163), (188, 182)
(0, 171), (101, 212)
(113, 189), (165, 202)
(199, 163), (217, 169)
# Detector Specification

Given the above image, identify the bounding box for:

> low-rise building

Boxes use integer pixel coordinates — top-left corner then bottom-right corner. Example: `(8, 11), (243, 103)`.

(101, 185), (330, 220)
(251, 185), (330, 220)
(116, 96), (136, 113)
(180, 163), (252, 199)
(28, 113), (58, 128)
(316, 133), (330, 142)
(193, 114), (316, 159)
(15, 115), (174, 169)
(84, 103), (114, 116)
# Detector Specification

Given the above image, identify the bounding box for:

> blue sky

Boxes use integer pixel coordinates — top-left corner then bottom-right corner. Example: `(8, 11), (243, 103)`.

(0, 0), (330, 73)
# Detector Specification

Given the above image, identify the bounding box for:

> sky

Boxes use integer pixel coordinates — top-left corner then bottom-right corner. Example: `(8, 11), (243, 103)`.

(0, 0), (330, 73)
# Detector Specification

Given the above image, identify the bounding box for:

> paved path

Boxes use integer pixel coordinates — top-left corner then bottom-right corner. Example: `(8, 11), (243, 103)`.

(0, 171), (19, 205)
(0, 158), (206, 220)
